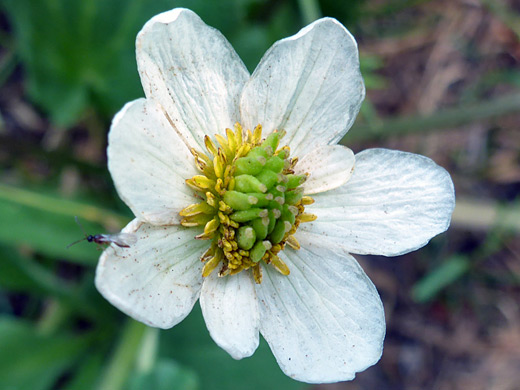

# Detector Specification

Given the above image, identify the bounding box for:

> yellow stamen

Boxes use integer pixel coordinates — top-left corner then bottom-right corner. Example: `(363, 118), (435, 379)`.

(286, 235), (300, 250)
(193, 156), (207, 172)
(206, 192), (217, 207)
(252, 124), (262, 143)
(226, 127), (237, 152)
(179, 202), (214, 217)
(191, 175), (216, 189)
(202, 216), (220, 235)
(204, 135), (218, 156)
(252, 264), (262, 283)
(299, 213), (318, 223)
(201, 244), (216, 262)
(270, 255), (290, 275)
(234, 123), (243, 146)
(180, 213), (213, 227)
(185, 179), (205, 193)
(190, 148), (211, 164)
(301, 196), (315, 205)
(202, 251), (223, 277)
(214, 155), (224, 179)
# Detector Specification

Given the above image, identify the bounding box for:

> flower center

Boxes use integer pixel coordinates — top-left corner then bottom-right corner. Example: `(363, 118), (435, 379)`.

(180, 124), (316, 283)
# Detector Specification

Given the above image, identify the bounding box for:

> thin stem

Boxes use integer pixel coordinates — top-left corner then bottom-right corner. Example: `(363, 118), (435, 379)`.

(451, 197), (520, 233)
(136, 327), (159, 374)
(298, 0), (322, 25)
(346, 92), (520, 142)
(98, 320), (148, 390)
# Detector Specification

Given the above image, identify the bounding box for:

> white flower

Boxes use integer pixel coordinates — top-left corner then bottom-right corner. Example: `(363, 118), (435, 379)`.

(95, 8), (455, 384)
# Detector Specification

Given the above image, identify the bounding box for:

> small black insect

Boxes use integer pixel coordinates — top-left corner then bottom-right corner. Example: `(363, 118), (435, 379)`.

(67, 216), (137, 249)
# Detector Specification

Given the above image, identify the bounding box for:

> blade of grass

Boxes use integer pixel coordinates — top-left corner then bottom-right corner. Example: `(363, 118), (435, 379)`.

(412, 255), (470, 303)
(0, 183), (127, 227)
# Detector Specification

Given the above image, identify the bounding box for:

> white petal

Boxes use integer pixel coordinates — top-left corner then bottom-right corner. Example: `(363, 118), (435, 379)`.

(240, 17), (364, 157)
(200, 271), (260, 359)
(137, 8), (249, 150)
(294, 145), (355, 195)
(256, 246), (385, 383)
(95, 220), (207, 329)
(300, 149), (455, 256)
(108, 98), (198, 225)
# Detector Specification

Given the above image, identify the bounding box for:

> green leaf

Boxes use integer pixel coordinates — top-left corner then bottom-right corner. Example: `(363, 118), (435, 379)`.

(160, 305), (308, 390)
(2, 0), (165, 125)
(127, 359), (199, 390)
(3, 0), (313, 125)
(0, 316), (91, 390)
(412, 255), (471, 303)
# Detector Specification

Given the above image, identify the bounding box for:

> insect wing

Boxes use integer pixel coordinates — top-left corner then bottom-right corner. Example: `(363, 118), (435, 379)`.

(104, 233), (137, 247)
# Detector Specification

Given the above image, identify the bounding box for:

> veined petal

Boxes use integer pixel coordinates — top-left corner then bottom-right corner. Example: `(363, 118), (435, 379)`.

(200, 271), (260, 360)
(240, 17), (364, 157)
(256, 246), (385, 383)
(108, 98), (198, 226)
(95, 219), (207, 329)
(299, 149), (455, 256)
(137, 8), (249, 151)
(295, 145), (355, 195)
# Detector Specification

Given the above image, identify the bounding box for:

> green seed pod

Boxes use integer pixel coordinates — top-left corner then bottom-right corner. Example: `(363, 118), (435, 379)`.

(270, 219), (287, 244)
(285, 187), (304, 205)
(234, 156), (265, 176)
(237, 226), (256, 250)
(264, 156), (284, 173)
(276, 148), (289, 159)
(251, 217), (269, 240)
(269, 199), (284, 212)
(287, 205), (299, 216)
(283, 221), (292, 234)
(255, 169), (279, 190)
(223, 190), (256, 211)
(269, 186), (284, 198)
(273, 196), (285, 205)
(267, 210), (277, 234)
(250, 240), (272, 263)
(261, 132), (280, 152)
(248, 146), (269, 160)
(230, 208), (268, 222)
(285, 174), (307, 189)
(281, 204), (296, 225)
(247, 192), (273, 207)
(234, 175), (267, 193)
(268, 186), (285, 207)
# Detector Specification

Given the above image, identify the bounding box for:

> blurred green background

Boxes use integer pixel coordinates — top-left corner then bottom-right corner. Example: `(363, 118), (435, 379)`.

(0, 0), (519, 389)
